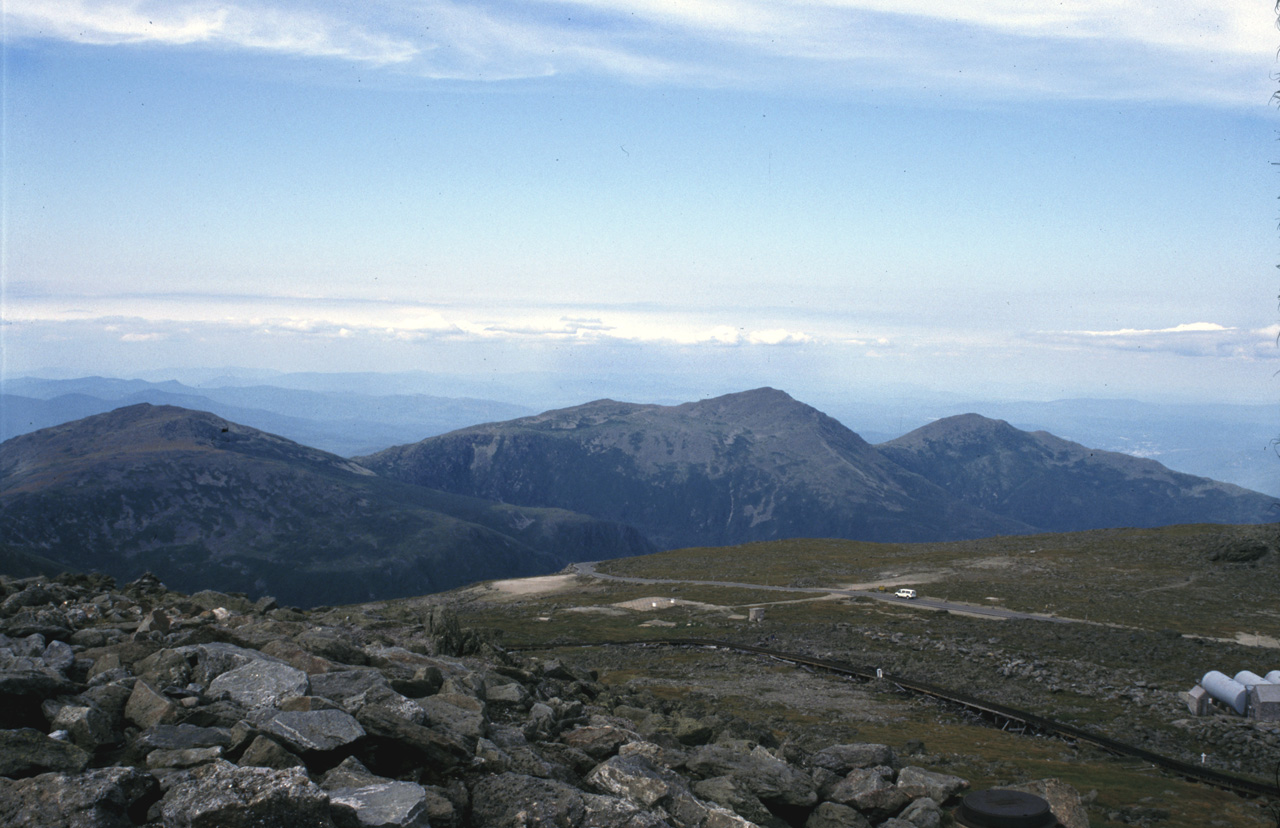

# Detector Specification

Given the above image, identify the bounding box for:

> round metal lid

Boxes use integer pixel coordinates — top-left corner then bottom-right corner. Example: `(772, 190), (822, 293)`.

(954, 789), (1058, 828)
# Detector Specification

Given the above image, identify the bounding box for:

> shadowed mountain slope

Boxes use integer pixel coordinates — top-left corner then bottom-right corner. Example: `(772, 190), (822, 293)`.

(0, 404), (653, 605)
(876, 413), (1277, 532)
(359, 388), (1032, 549)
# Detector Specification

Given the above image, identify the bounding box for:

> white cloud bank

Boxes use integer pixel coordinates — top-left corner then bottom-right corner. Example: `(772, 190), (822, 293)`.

(5, 0), (1272, 102)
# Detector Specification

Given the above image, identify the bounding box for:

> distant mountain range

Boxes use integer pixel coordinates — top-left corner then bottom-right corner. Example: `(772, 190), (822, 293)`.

(3, 389), (1275, 606)
(1, 375), (535, 457)
(0, 404), (653, 606)
(359, 388), (1277, 549)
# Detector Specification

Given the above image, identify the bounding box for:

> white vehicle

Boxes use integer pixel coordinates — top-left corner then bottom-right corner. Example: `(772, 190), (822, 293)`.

(894, 588), (917, 599)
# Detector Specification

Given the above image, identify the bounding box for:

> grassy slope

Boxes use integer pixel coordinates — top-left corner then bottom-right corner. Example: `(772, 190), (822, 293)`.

(423, 522), (1280, 828)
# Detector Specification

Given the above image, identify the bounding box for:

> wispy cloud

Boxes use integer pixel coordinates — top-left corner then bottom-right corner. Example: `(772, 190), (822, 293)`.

(5, 0), (418, 65)
(4, 0), (1270, 102)
(1033, 321), (1280, 359)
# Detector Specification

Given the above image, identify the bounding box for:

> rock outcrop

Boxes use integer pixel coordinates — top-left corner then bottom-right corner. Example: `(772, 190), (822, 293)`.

(0, 570), (1057, 828)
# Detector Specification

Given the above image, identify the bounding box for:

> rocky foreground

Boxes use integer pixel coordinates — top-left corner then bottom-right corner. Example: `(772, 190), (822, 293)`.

(0, 572), (1087, 828)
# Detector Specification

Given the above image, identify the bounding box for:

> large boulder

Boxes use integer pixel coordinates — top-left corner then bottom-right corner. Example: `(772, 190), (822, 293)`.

(469, 773), (586, 828)
(805, 802), (872, 828)
(0, 766), (157, 828)
(810, 744), (898, 774)
(159, 761), (335, 828)
(208, 660), (310, 709)
(895, 767), (968, 805)
(686, 743), (816, 807)
(258, 709), (367, 754)
(329, 781), (432, 828)
(0, 727), (91, 777)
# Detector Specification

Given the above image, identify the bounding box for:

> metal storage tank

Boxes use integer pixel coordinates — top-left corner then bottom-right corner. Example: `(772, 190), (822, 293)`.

(1234, 670), (1268, 687)
(1265, 670), (1280, 684)
(1202, 671), (1248, 715)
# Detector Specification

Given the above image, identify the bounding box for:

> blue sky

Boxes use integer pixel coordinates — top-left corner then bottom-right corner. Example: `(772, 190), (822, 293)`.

(3, 0), (1279, 405)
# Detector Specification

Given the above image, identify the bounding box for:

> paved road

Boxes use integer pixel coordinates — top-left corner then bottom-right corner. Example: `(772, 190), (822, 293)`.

(570, 561), (1074, 624)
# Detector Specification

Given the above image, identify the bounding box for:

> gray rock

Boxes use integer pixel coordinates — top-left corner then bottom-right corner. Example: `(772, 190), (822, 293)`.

(322, 756), (387, 790)
(810, 744), (898, 774)
(0, 727), (91, 776)
(41, 640), (76, 675)
(146, 746), (224, 769)
(238, 735), (306, 770)
(588, 754), (687, 808)
(133, 648), (194, 689)
(137, 723), (234, 751)
(582, 793), (676, 828)
(895, 767), (968, 804)
(469, 773), (585, 828)
(159, 760), (335, 828)
(827, 768), (908, 822)
(416, 694), (487, 746)
(805, 802), (872, 828)
(672, 716), (716, 746)
(124, 680), (181, 729)
(485, 680), (531, 708)
(208, 659), (309, 709)
(0, 766), (157, 828)
(310, 669), (391, 704)
(51, 703), (117, 750)
(329, 781), (431, 828)
(177, 642), (266, 685)
(897, 797), (942, 828)
(562, 724), (633, 760)
(685, 743), (816, 807)
(1006, 779), (1090, 828)
(692, 775), (774, 824)
(297, 629), (370, 666)
(259, 709), (366, 753)
(355, 704), (470, 771)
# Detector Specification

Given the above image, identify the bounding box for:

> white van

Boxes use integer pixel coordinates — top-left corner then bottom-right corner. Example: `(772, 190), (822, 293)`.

(894, 588), (917, 599)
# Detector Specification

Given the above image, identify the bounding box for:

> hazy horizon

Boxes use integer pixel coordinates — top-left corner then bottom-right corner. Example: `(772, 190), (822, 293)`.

(4, 2), (1279, 406)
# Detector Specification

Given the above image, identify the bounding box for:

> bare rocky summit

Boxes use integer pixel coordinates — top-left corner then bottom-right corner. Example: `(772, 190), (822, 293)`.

(0, 570), (1087, 828)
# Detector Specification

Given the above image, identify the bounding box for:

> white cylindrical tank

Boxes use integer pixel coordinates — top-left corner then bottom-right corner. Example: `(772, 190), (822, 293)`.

(1202, 671), (1248, 715)
(1265, 670), (1280, 684)
(1235, 670), (1268, 687)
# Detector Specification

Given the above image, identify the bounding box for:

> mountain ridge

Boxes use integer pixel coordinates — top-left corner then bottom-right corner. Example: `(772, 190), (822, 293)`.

(361, 388), (1275, 549)
(0, 404), (653, 606)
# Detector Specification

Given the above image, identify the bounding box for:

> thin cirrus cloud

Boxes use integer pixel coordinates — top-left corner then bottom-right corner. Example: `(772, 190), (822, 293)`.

(1032, 322), (1280, 360)
(3, 0), (420, 65)
(4, 0), (1270, 102)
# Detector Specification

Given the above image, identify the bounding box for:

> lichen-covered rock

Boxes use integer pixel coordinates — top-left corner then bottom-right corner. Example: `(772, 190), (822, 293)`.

(562, 724), (633, 760)
(896, 797), (942, 828)
(208, 659), (309, 709)
(0, 766), (157, 828)
(809, 744), (898, 774)
(826, 767), (908, 822)
(0, 727), (91, 776)
(124, 680), (181, 729)
(238, 735), (306, 769)
(895, 767), (968, 805)
(1007, 779), (1090, 828)
(589, 753), (687, 808)
(159, 760), (335, 828)
(686, 743), (816, 807)
(329, 781), (432, 828)
(805, 802), (872, 828)
(258, 709), (366, 753)
(469, 772), (586, 828)
(146, 745), (224, 769)
(692, 775), (774, 825)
